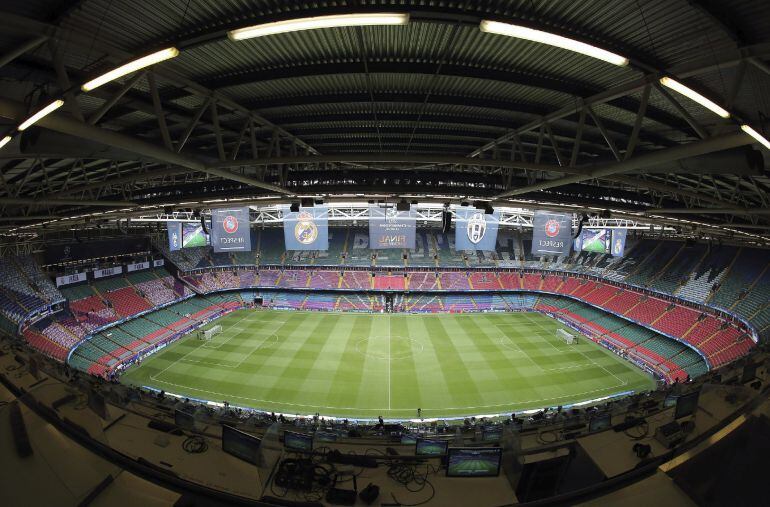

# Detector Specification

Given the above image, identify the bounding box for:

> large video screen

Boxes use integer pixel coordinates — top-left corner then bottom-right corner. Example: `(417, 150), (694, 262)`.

(575, 228), (627, 257)
(182, 223), (209, 248)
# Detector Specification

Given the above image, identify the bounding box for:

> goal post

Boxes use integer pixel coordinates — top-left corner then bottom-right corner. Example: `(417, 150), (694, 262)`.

(199, 324), (222, 341)
(557, 328), (577, 345)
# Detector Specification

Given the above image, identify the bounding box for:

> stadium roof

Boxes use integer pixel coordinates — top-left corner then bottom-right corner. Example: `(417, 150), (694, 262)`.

(0, 0), (769, 241)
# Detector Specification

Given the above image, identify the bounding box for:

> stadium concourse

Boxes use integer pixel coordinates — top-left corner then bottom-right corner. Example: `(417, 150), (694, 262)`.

(1, 0), (770, 506)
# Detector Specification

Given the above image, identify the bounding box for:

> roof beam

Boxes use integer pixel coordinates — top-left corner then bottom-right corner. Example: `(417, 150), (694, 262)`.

(0, 96), (290, 195)
(494, 132), (753, 199)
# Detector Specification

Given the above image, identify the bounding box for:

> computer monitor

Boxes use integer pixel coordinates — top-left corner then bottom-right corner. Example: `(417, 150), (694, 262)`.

(446, 448), (502, 477)
(400, 433), (418, 445)
(482, 426), (503, 442)
(415, 438), (448, 457)
(222, 424), (261, 465)
(174, 409), (195, 431)
(674, 391), (700, 419)
(88, 390), (110, 420)
(314, 431), (337, 443)
(284, 430), (313, 452)
(664, 393), (678, 408)
(741, 362), (758, 384)
(588, 413), (612, 433)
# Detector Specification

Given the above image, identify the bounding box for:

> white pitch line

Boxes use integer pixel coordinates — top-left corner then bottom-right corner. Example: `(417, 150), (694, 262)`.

(526, 313), (629, 387)
(387, 314), (391, 410)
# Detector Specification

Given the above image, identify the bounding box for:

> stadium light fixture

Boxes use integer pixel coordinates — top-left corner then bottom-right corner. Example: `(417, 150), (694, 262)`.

(228, 13), (410, 40)
(81, 47), (180, 92)
(741, 124), (770, 151)
(0, 135), (12, 150)
(18, 99), (65, 131)
(659, 77), (730, 118)
(479, 20), (629, 67)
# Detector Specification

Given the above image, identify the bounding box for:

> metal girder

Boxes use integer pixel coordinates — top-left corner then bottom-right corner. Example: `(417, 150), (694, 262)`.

(0, 197), (133, 207)
(208, 154), (566, 173)
(88, 71), (146, 125)
(494, 132), (753, 199)
(647, 207), (770, 216)
(469, 41), (770, 158)
(0, 96), (290, 195)
(0, 36), (47, 69)
(0, 12), (320, 156)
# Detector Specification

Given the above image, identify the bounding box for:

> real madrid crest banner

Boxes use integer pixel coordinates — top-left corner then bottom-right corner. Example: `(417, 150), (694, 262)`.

(211, 207), (252, 253)
(283, 206), (329, 250)
(369, 206), (416, 249)
(454, 208), (500, 251)
(167, 221), (182, 252)
(531, 210), (573, 256)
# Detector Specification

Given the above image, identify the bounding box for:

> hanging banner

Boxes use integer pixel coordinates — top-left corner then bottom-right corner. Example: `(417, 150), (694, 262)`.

(167, 221), (182, 251)
(611, 229), (628, 257)
(127, 261), (150, 272)
(211, 207), (252, 253)
(93, 266), (123, 279)
(454, 208), (500, 251)
(56, 272), (87, 287)
(531, 210), (573, 256)
(369, 207), (416, 249)
(283, 206), (329, 250)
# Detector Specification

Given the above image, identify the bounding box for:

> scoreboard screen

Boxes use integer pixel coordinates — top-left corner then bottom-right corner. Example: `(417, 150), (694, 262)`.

(575, 228), (627, 257)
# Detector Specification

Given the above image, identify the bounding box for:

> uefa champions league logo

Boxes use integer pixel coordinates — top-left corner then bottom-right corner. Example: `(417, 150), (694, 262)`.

(223, 215), (239, 234)
(467, 212), (487, 244)
(545, 219), (560, 238)
(385, 208), (399, 224)
(294, 211), (318, 245)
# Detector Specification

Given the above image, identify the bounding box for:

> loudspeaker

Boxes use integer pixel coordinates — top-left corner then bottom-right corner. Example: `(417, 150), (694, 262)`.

(442, 210), (452, 233)
(396, 200), (410, 211)
(301, 197), (314, 208)
(290, 202), (300, 213)
(200, 215), (209, 235)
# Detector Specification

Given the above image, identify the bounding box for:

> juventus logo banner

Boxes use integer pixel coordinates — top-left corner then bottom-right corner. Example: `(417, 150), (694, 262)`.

(531, 210), (573, 256)
(167, 221), (182, 251)
(211, 207), (252, 252)
(454, 208), (500, 251)
(284, 205), (329, 250)
(369, 206), (416, 249)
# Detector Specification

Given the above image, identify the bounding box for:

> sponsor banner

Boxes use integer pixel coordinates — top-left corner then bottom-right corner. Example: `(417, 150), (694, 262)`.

(454, 208), (500, 251)
(153, 259), (165, 267)
(611, 228), (628, 257)
(167, 221), (182, 251)
(55, 272), (87, 287)
(211, 207), (252, 252)
(283, 205), (329, 250)
(369, 206), (416, 249)
(127, 261), (150, 272)
(93, 266), (123, 279)
(531, 210), (573, 256)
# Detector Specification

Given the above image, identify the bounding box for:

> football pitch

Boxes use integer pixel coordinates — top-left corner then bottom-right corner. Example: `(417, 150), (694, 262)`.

(121, 310), (655, 419)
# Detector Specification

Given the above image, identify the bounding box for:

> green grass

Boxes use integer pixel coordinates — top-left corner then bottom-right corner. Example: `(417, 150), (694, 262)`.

(120, 310), (655, 419)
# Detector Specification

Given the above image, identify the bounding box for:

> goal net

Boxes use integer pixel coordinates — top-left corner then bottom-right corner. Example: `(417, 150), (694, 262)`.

(557, 328), (577, 345)
(200, 325), (222, 341)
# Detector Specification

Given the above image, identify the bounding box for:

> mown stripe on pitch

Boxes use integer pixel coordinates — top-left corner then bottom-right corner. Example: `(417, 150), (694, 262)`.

(389, 315), (423, 412)
(326, 314), (374, 409)
(431, 315), (486, 407)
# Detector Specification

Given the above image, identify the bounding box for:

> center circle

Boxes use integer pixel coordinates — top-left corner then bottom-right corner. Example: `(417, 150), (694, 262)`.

(355, 335), (423, 360)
